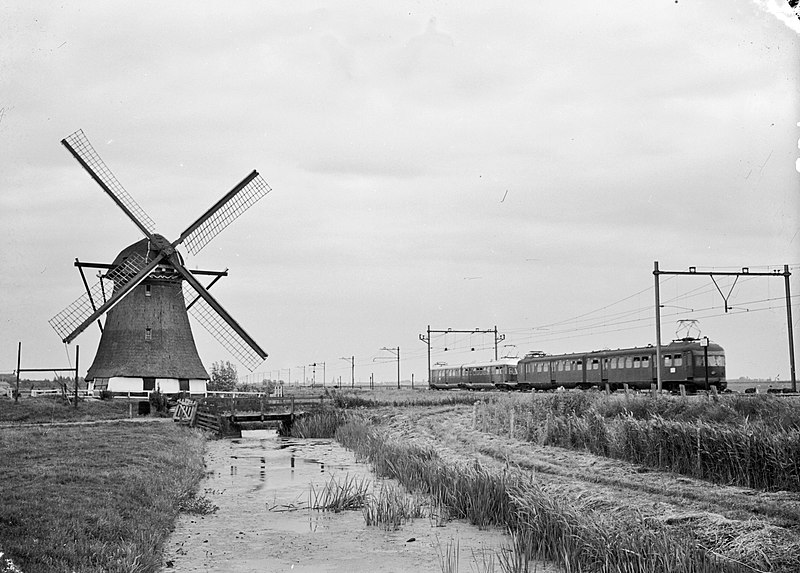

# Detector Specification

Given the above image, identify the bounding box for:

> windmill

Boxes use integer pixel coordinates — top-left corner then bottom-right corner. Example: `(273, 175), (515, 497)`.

(49, 129), (270, 395)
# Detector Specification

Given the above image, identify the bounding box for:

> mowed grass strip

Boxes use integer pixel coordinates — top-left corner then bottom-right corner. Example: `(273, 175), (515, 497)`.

(0, 422), (207, 573)
(0, 396), (134, 424)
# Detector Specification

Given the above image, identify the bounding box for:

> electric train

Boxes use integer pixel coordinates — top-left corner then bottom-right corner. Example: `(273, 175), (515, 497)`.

(429, 338), (726, 393)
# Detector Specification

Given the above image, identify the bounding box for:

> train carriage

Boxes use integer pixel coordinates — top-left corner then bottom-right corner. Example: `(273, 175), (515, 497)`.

(517, 338), (726, 393)
(430, 358), (518, 390)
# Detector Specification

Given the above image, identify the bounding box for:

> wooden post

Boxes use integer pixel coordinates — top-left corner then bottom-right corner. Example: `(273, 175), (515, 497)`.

(472, 402), (478, 430)
(14, 341), (21, 403)
(73, 345), (80, 409)
(604, 383), (610, 396)
(510, 409), (515, 438)
(650, 383), (657, 396)
(679, 384), (686, 397)
(623, 383), (630, 396)
(696, 426), (702, 475)
(260, 394), (264, 421)
(128, 392), (132, 418)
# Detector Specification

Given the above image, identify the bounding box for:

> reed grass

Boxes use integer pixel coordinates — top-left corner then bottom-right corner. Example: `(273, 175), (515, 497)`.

(478, 393), (800, 492)
(289, 409), (352, 438)
(361, 482), (427, 530)
(335, 419), (750, 573)
(436, 537), (460, 573)
(309, 473), (371, 512)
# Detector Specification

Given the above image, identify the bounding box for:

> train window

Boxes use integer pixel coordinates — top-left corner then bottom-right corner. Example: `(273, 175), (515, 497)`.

(557, 361), (563, 371)
(642, 356), (650, 368)
(609, 357), (616, 369)
(664, 356), (672, 367)
(710, 355), (725, 366)
(625, 357), (633, 368)
(565, 361), (571, 371)
(576, 360), (583, 370)
(673, 355), (683, 367)
(633, 357), (640, 368)
(591, 359), (600, 370)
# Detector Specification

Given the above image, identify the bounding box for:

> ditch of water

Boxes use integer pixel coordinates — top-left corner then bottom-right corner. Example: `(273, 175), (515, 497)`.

(164, 430), (516, 572)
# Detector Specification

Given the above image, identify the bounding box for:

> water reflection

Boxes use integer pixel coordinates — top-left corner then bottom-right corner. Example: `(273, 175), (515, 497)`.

(219, 429), (375, 531)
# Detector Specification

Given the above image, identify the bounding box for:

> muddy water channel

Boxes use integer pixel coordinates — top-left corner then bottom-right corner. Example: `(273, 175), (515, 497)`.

(164, 431), (511, 572)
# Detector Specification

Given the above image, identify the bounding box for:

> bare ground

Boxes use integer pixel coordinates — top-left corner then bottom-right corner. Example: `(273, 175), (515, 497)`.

(375, 404), (800, 573)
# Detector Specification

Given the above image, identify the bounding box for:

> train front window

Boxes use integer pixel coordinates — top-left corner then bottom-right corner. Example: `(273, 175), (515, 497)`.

(674, 355), (683, 367)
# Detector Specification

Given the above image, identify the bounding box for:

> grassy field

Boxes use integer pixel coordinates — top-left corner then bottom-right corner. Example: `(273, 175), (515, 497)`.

(0, 421), (208, 573)
(0, 395), (137, 424)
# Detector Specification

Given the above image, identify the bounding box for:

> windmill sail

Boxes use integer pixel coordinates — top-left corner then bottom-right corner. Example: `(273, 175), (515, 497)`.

(179, 170), (271, 255)
(62, 129), (157, 237)
(182, 281), (266, 371)
(49, 251), (149, 341)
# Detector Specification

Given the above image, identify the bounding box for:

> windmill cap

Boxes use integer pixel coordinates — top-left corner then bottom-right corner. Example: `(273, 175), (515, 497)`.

(112, 235), (184, 267)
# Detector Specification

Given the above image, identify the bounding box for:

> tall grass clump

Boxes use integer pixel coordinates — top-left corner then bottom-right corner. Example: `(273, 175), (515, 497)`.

(361, 482), (427, 530)
(289, 409), (352, 438)
(336, 421), (513, 529)
(309, 473), (371, 511)
(477, 393), (800, 492)
(614, 415), (800, 491)
(335, 420), (747, 573)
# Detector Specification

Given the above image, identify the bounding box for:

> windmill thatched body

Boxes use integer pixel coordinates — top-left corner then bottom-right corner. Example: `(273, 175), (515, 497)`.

(50, 130), (270, 395)
(85, 237), (209, 393)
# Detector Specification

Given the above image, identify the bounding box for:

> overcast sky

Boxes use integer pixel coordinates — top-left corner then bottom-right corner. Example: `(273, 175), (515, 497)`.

(1, 1), (798, 385)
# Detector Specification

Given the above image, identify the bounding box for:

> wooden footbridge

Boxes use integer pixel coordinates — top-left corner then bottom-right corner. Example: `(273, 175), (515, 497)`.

(173, 395), (328, 437)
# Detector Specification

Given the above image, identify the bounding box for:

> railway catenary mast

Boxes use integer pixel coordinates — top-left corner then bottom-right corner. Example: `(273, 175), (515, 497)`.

(653, 261), (796, 392)
(419, 326), (505, 384)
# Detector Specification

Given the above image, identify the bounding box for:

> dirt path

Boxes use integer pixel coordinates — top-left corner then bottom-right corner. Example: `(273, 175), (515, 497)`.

(377, 405), (800, 572)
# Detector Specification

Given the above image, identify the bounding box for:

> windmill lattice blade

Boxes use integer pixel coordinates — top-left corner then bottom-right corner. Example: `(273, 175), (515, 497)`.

(182, 282), (266, 371)
(62, 130), (157, 236)
(182, 172), (271, 255)
(48, 252), (148, 341)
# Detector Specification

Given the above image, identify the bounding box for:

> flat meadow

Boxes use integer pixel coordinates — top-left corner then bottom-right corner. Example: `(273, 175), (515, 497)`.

(0, 408), (208, 573)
